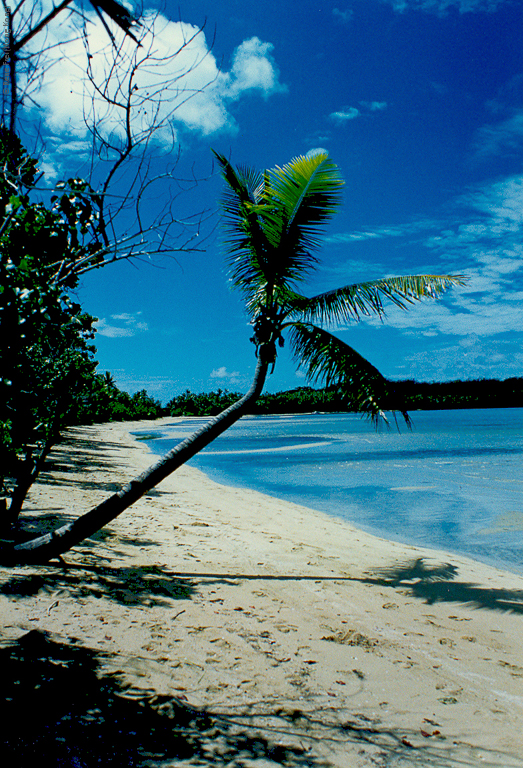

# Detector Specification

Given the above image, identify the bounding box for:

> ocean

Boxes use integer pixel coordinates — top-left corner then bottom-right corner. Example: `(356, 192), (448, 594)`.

(138, 408), (523, 575)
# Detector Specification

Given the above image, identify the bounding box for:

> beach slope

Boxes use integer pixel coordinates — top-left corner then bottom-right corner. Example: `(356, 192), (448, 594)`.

(1, 418), (523, 767)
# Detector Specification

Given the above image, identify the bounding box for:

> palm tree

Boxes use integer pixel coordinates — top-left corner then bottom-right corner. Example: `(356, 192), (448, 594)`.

(1, 152), (464, 565)
(213, 150), (464, 426)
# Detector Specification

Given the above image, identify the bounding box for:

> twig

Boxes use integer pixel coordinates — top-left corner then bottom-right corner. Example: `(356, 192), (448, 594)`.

(47, 599), (59, 615)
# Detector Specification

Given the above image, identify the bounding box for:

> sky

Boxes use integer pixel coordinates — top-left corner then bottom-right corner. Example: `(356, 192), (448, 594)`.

(16, 0), (523, 402)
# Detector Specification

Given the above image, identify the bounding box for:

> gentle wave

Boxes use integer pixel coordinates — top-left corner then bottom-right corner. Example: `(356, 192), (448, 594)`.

(202, 440), (334, 455)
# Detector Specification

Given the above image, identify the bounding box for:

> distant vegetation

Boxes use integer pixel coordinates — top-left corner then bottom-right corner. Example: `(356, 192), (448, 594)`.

(392, 377), (523, 411)
(165, 378), (523, 416)
(73, 376), (522, 424)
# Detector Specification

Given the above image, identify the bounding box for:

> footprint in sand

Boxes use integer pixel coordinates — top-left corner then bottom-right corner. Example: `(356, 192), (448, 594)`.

(274, 622), (298, 634)
(321, 629), (379, 650)
(499, 660), (523, 677)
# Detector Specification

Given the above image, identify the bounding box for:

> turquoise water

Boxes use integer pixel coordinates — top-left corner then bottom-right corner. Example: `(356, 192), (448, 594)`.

(139, 409), (523, 574)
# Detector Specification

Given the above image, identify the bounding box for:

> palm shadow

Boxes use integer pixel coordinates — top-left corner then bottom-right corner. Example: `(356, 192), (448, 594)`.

(366, 557), (523, 613)
(171, 556), (523, 614)
(1, 628), (500, 768)
(38, 431), (144, 483)
(0, 629), (314, 768)
(0, 562), (197, 607)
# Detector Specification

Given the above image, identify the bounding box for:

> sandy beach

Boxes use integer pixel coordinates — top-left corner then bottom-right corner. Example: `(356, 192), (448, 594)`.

(2, 417), (523, 767)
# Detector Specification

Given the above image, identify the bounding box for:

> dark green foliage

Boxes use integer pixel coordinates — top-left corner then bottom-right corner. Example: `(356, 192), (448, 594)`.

(166, 389), (242, 417)
(164, 379), (523, 418)
(50, 376), (165, 426)
(0, 130), (105, 523)
(107, 388), (164, 421)
(394, 377), (523, 410)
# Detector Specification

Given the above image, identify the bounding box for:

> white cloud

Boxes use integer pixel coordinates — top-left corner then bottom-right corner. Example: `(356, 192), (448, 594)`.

(221, 37), (287, 100)
(20, 7), (286, 156)
(366, 292), (523, 338)
(329, 101), (387, 125)
(398, 336), (523, 382)
(327, 218), (443, 244)
(210, 366), (241, 380)
(306, 147), (329, 158)
(330, 107), (360, 122)
(424, 176), (523, 265)
(361, 101), (388, 111)
(326, 172), (523, 343)
(95, 312), (148, 338)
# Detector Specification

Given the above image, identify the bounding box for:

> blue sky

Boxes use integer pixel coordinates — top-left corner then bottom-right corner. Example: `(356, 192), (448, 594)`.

(21, 0), (523, 401)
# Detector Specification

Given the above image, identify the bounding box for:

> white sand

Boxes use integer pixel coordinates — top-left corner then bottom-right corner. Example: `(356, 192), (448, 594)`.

(2, 417), (523, 767)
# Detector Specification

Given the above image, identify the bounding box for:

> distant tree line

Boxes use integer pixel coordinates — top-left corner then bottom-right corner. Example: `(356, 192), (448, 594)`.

(71, 375), (164, 425)
(393, 377), (523, 411)
(164, 377), (523, 417)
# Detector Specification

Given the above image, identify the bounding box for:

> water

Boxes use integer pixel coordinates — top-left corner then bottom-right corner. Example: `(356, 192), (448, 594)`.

(138, 409), (523, 574)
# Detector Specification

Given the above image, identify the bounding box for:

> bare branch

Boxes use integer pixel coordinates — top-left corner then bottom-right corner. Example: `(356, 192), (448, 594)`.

(13, 0), (72, 54)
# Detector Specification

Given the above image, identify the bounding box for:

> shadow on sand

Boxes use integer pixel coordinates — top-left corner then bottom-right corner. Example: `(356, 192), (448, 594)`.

(1, 628), (506, 768)
(37, 429), (147, 488)
(168, 556), (523, 614)
(366, 556), (523, 613)
(0, 629), (314, 768)
(0, 561), (196, 607)
(2, 556), (523, 614)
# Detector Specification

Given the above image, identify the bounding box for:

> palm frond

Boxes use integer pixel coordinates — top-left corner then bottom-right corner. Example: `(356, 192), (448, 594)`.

(297, 274), (467, 326)
(268, 152), (344, 234)
(288, 323), (410, 427)
(213, 151), (272, 302)
(91, 0), (142, 46)
(214, 151), (346, 308)
(260, 153), (344, 284)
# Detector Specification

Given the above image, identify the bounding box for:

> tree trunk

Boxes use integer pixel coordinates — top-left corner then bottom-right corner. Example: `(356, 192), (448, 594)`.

(0, 355), (270, 565)
(7, 426), (61, 526)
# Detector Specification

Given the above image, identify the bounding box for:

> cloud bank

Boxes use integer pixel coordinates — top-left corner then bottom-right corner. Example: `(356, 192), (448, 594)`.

(21, 5), (286, 154)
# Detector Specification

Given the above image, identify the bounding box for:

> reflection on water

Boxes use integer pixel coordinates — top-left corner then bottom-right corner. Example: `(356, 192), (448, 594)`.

(139, 409), (523, 574)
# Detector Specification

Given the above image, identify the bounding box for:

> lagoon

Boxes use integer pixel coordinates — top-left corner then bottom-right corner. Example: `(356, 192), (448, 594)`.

(140, 408), (523, 575)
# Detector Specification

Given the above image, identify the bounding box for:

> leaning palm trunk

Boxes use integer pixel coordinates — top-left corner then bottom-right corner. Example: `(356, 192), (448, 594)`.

(0, 355), (270, 565)
(1, 150), (464, 566)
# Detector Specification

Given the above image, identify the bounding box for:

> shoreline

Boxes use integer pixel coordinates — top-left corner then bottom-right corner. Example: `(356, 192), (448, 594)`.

(137, 414), (523, 580)
(2, 417), (523, 766)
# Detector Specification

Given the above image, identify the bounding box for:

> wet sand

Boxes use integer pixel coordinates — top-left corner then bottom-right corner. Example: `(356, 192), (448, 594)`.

(1, 417), (523, 767)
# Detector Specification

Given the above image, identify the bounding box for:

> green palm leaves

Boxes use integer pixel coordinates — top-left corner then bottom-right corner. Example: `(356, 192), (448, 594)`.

(213, 151), (344, 313)
(293, 274), (464, 326)
(213, 150), (465, 424)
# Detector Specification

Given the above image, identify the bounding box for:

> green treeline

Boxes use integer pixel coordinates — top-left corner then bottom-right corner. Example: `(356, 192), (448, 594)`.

(165, 378), (523, 416)
(393, 377), (523, 411)
(84, 376), (521, 422)
(70, 376), (164, 424)
(66, 376), (523, 426)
